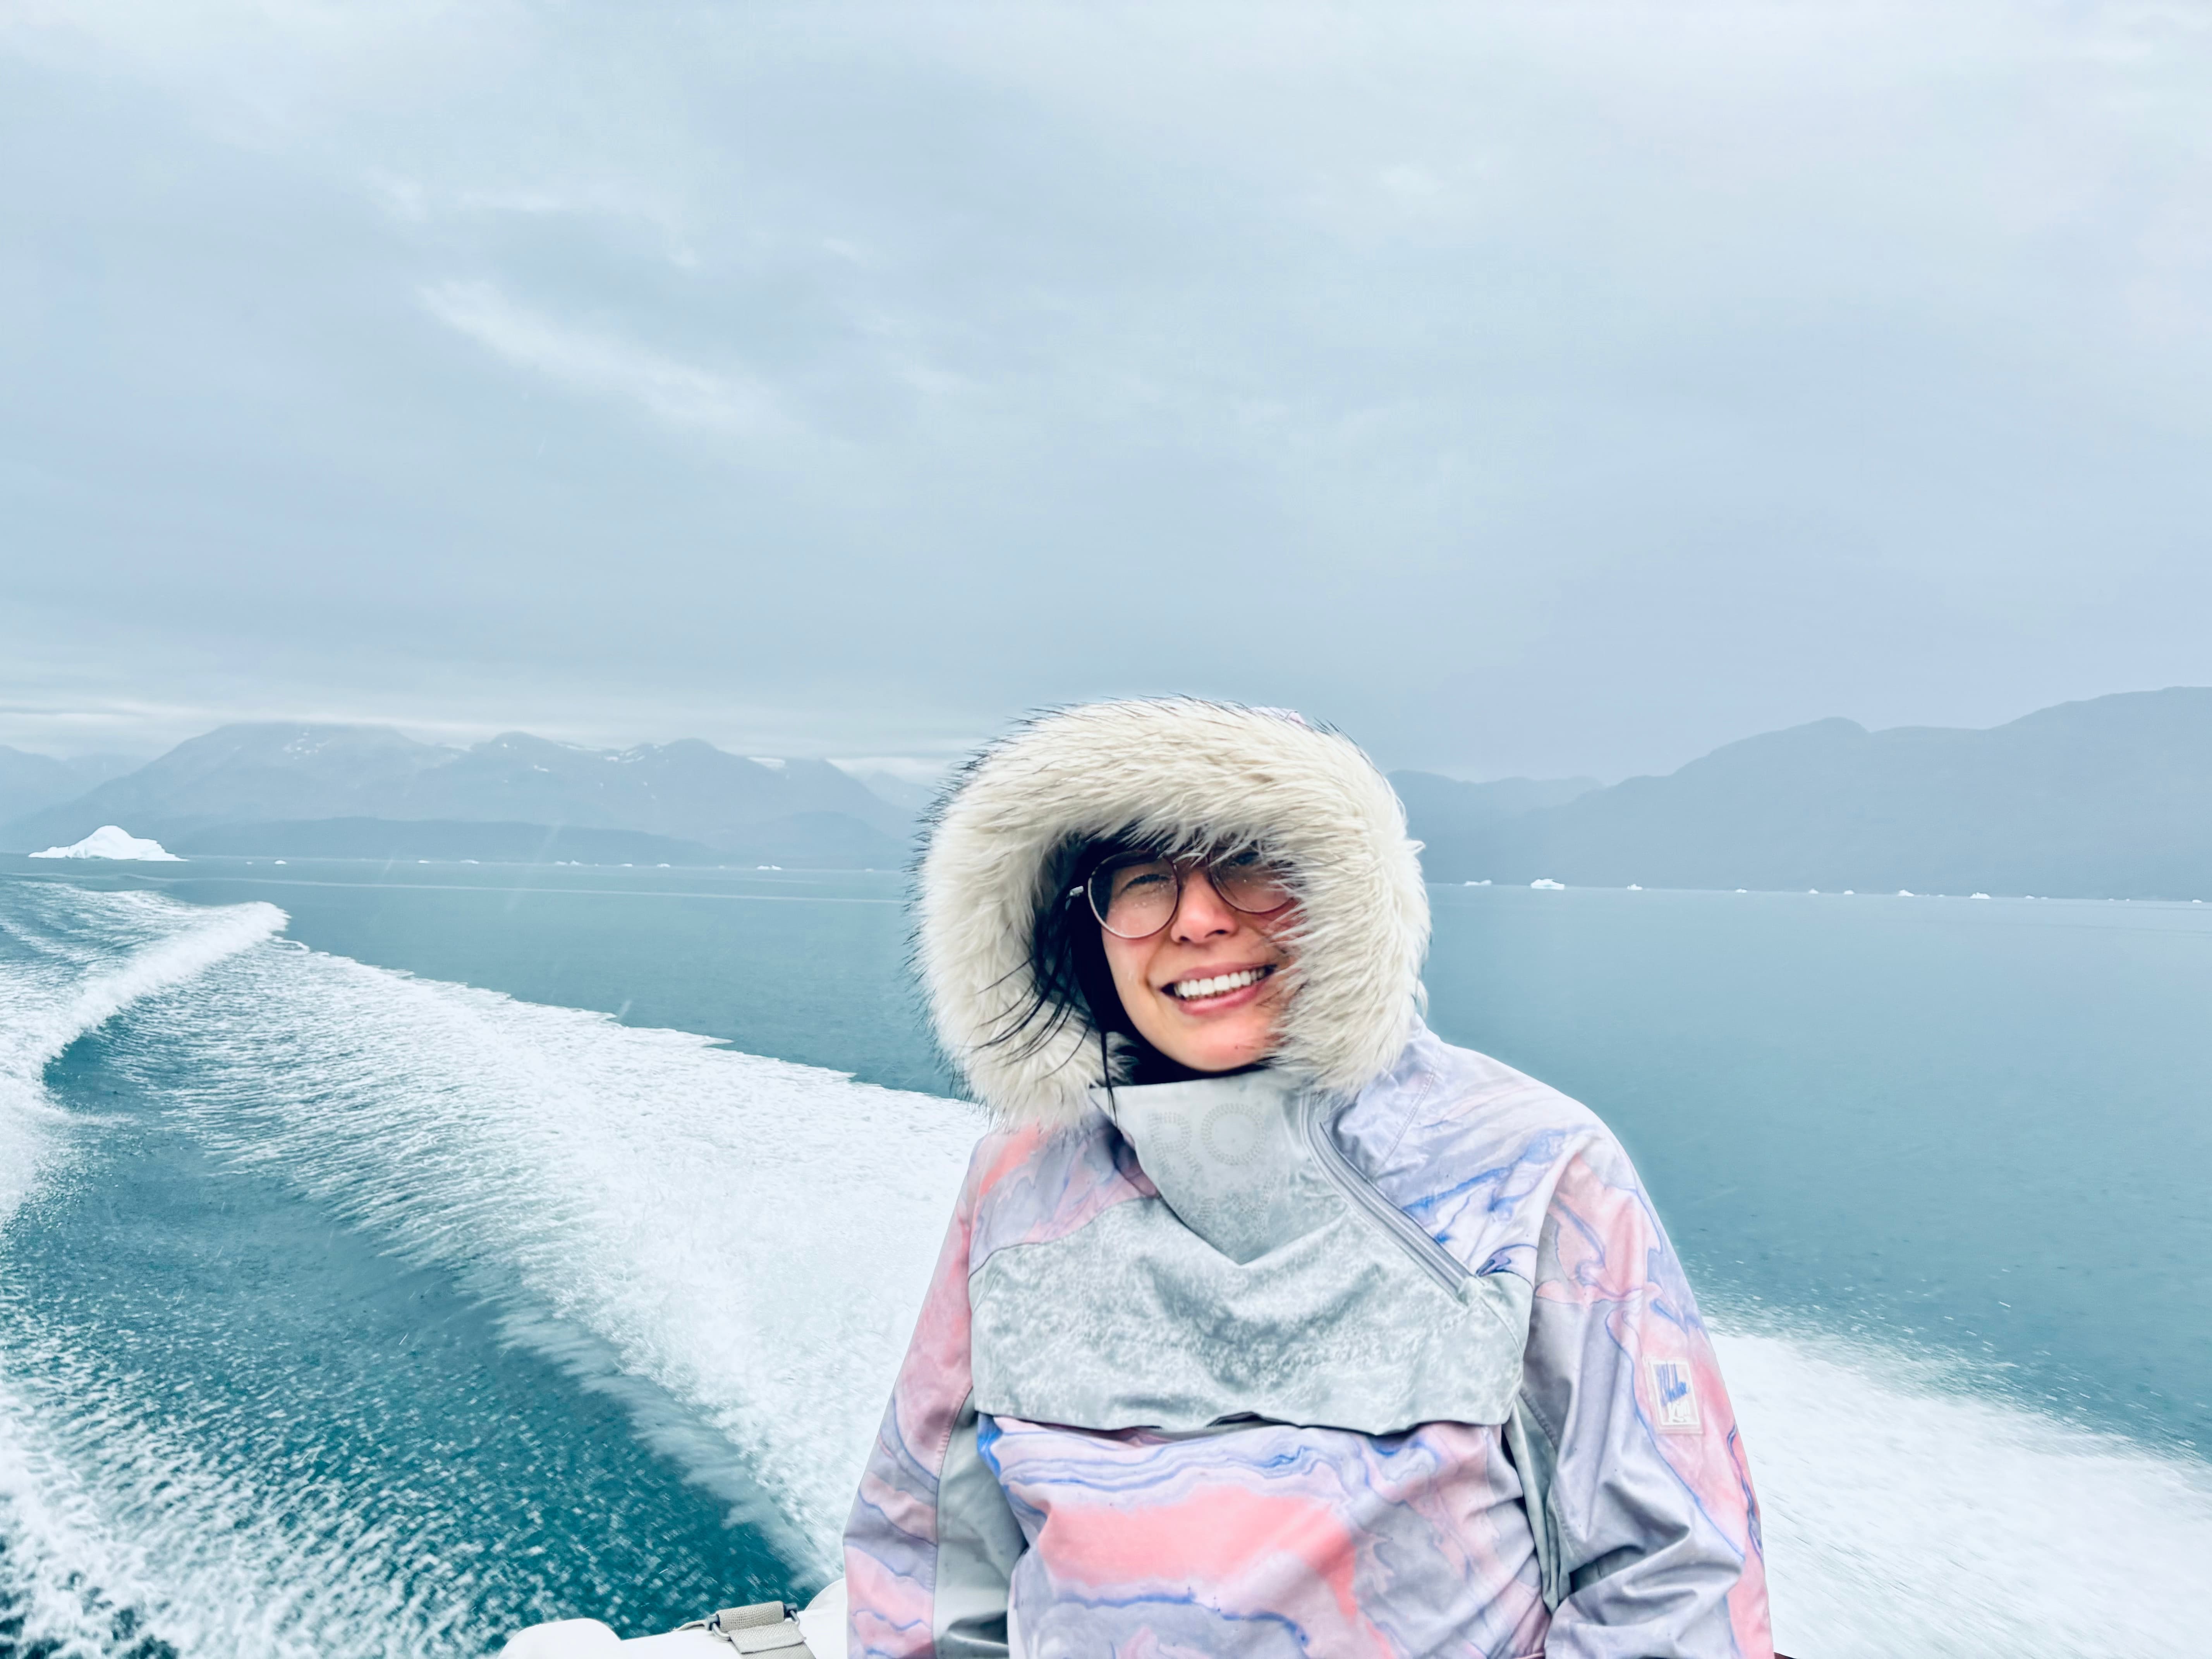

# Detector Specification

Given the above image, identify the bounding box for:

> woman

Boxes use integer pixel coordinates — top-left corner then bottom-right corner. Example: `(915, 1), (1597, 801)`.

(846, 699), (1772, 1659)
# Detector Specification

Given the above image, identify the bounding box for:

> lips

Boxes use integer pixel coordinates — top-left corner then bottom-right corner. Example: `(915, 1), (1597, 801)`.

(1165, 964), (1274, 1001)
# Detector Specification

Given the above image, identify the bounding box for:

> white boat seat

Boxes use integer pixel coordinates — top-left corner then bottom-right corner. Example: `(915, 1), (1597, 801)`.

(500, 1579), (845, 1658)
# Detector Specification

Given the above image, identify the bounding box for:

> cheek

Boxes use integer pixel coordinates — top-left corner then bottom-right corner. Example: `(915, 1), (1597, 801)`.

(1099, 933), (1154, 1005)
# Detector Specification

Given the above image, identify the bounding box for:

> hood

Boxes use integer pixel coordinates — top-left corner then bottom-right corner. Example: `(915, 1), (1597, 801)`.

(917, 698), (1429, 1125)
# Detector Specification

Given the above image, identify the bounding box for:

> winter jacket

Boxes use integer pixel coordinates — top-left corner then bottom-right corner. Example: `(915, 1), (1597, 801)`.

(846, 699), (1772, 1658)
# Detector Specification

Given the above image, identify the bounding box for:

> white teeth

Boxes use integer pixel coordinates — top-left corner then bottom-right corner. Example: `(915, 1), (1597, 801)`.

(1170, 967), (1267, 1000)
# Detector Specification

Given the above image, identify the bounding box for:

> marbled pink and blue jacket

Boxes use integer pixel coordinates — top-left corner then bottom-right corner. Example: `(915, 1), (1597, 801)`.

(845, 1029), (1772, 1657)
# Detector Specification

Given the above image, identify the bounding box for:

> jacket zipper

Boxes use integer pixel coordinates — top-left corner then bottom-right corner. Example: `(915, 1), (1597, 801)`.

(1302, 1098), (1470, 1298)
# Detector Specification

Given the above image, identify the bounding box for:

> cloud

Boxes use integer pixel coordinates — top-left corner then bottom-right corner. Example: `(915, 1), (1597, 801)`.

(5, 3), (2212, 773)
(418, 279), (790, 438)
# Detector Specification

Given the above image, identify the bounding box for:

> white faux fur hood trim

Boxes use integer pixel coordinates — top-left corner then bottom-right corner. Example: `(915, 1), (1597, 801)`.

(917, 698), (1430, 1125)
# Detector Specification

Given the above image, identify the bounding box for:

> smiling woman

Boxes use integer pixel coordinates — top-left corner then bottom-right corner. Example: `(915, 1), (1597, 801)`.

(849, 698), (1776, 1657)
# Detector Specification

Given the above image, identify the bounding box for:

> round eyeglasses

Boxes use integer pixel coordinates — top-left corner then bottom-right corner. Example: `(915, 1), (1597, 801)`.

(1078, 850), (1295, 940)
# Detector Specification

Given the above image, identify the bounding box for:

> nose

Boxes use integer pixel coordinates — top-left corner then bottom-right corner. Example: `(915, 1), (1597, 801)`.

(1169, 867), (1238, 942)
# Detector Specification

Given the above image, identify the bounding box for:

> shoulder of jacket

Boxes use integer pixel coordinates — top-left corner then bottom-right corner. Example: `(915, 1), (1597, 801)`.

(963, 1112), (1150, 1265)
(1361, 1032), (1630, 1215)
(1409, 1033), (1609, 1141)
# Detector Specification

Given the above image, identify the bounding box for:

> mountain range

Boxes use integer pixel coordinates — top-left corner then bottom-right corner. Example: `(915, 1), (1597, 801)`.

(1393, 687), (2212, 900)
(7, 689), (2210, 897)
(2, 725), (921, 868)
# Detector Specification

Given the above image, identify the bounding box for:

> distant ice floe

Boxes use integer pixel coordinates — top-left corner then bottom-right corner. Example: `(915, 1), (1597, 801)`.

(1973, 892), (1992, 900)
(1463, 879), (1492, 887)
(28, 825), (181, 861)
(1530, 878), (1564, 890)
(1898, 889), (1916, 897)
(1627, 884), (1643, 891)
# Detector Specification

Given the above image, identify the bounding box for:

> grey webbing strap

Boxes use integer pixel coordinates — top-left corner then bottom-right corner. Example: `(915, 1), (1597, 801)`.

(702, 1602), (816, 1654)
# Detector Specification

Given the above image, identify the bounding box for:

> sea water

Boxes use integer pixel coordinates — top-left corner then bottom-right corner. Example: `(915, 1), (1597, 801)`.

(0, 861), (2206, 1657)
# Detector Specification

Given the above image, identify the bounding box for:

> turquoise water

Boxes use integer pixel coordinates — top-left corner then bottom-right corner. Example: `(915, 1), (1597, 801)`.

(3, 859), (2209, 1657)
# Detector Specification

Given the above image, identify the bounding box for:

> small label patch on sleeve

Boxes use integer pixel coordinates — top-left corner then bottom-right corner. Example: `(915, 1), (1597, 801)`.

(1647, 1357), (1702, 1433)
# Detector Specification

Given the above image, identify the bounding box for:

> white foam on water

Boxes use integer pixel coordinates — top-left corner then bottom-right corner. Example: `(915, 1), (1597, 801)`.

(0, 1324), (459, 1659)
(1718, 1325), (2212, 1658)
(0, 885), (284, 1223)
(130, 938), (982, 1570)
(0, 885), (401, 1656)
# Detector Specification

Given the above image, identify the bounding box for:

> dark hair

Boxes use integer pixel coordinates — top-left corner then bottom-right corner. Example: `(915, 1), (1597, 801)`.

(983, 837), (1134, 1073)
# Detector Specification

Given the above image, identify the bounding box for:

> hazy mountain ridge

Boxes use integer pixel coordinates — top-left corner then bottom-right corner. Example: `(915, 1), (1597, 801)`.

(0, 747), (146, 821)
(2, 724), (919, 866)
(1386, 772), (1601, 831)
(1405, 688), (2212, 900)
(11, 690), (2210, 893)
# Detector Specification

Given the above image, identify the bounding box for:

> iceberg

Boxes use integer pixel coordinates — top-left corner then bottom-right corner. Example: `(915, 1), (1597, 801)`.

(1530, 878), (1564, 890)
(29, 826), (182, 862)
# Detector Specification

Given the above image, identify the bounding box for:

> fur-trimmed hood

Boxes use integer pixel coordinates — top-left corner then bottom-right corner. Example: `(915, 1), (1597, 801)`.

(916, 698), (1430, 1125)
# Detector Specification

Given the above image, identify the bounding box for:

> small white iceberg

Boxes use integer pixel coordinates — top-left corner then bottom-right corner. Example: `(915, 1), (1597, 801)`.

(1463, 879), (1492, 887)
(1626, 884), (1643, 891)
(1530, 878), (1564, 890)
(1972, 892), (1991, 900)
(29, 825), (182, 862)
(1898, 889), (1915, 897)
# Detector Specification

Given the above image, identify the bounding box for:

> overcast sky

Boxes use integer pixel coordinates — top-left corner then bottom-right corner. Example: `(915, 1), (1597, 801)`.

(3, 2), (2208, 779)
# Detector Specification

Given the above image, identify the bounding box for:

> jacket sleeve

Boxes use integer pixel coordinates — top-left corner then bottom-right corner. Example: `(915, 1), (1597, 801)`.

(845, 1138), (1029, 1659)
(1517, 1140), (1774, 1659)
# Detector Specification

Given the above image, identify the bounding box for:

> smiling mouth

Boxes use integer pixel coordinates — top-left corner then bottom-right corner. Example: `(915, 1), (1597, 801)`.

(1165, 965), (1275, 1001)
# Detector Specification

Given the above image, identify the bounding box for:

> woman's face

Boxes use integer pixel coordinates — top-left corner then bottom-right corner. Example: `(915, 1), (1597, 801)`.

(1100, 864), (1296, 1072)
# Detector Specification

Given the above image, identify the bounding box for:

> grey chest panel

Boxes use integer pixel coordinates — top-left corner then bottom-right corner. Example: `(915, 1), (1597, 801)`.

(967, 1194), (1531, 1435)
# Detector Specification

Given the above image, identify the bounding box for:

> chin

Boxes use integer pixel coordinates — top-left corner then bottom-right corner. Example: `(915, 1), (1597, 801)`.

(1170, 1018), (1277, 1073)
